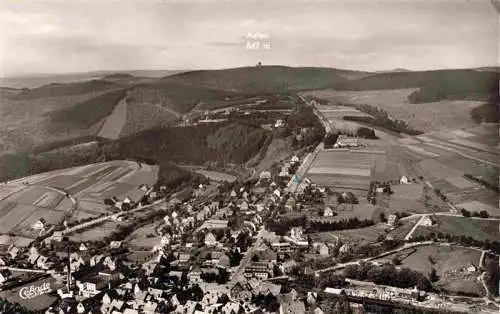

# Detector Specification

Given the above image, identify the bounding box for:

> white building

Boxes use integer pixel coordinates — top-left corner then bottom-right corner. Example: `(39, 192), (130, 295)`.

(205, 232), (217, 247)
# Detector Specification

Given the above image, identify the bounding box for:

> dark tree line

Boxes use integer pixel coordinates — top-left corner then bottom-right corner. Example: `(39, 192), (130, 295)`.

(344, 262), (433, 292)
(309, 217), (374, 232)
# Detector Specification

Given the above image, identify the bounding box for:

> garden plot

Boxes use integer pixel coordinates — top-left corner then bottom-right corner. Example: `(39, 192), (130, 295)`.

(391, 184), (424, 200)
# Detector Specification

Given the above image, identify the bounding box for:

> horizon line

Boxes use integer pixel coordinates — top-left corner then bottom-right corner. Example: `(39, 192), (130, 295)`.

(1, 64), (499, 79)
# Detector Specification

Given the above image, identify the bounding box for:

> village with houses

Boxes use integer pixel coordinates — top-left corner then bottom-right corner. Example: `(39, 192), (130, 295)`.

(0, 88), (497, 314)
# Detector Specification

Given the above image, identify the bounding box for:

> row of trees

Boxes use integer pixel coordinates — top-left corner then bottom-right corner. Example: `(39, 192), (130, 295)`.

(461, 209), (489, 218)
(464, 173), (499, 192)
(309, 217), (374, 233)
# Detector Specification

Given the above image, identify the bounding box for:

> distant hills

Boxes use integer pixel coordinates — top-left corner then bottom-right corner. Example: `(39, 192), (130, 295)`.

(160, 66), (362, 93)
(0, 69), (186, 89)
(0, 65), (497, 156)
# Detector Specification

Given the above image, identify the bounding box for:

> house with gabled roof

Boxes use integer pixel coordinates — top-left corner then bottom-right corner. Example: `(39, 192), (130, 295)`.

(32, 218), (46, 230)
(205, 232), (217, 247)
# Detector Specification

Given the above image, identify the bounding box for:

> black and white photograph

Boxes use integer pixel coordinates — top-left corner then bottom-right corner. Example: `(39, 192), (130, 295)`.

(0, 0), (498, 313)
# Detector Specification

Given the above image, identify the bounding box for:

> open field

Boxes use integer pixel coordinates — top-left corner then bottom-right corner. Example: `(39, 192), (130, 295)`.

(412, 215), (500, 242)
(127, 223), (161, 249)
(307, 148), (385, 191)
(321, 201), (379, 222)
(308, 167), (371, 177)
(69, 220), (126, 242)
(0, 160), (158, 237)
(376, 245), (484, 297)
(304, 89), (483, 132)
(321, 106), (373, 119)
(97, 95), (128, 139)
(416, 159), (463, 180)
(311, 224), (388, 244)
(391, 184), (424, 200)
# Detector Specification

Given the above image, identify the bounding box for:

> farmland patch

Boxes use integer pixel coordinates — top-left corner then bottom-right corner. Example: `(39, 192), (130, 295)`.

(0, 204), (37, 233)
(308, 167), (371, 177)
(445, 176), (476, 189)
(412, 216), (499, 241)
(15, 208), (66, 232)
(391, 184), (424, 200)
(416, 159), (463, 180)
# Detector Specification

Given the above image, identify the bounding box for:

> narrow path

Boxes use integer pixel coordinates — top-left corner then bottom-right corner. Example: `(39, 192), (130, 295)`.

(404, 215), (426, 240)
(479, 250), (486, 268)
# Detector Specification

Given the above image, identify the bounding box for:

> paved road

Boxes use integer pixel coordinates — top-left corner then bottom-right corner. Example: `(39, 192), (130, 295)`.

(227, 227), (265, 287)
(286, 143), (322, 193)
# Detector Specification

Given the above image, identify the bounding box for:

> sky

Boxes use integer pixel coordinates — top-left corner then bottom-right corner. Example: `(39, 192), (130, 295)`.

(0, 0), (498, 76)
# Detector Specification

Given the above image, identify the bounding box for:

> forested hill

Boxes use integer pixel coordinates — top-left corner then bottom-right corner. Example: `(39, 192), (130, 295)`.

(161, 66), (366, 93)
